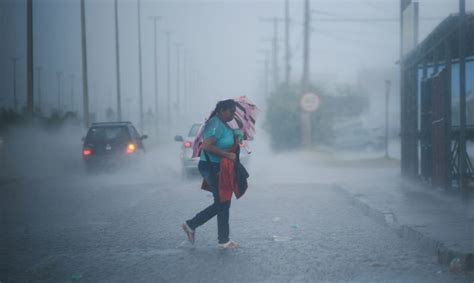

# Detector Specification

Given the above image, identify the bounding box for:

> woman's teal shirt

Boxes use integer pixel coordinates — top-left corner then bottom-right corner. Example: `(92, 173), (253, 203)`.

(200, 116), (235, 163)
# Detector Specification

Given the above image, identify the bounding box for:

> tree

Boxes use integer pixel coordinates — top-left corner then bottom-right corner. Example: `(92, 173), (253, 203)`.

(264, 82), (369, 150)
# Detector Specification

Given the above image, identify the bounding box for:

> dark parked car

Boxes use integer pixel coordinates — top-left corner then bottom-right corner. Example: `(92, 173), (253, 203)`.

(82, 121), (147, 170)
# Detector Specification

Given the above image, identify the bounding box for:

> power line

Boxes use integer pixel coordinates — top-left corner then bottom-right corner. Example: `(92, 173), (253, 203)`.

(364, 2), (394, 13)
(312, 17), (442, 23)
(312, 9), (340, 17)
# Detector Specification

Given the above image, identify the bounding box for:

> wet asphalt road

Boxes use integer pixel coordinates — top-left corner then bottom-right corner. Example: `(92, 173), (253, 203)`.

(0, 129), (472, 282)
(1, 158), (472, 283)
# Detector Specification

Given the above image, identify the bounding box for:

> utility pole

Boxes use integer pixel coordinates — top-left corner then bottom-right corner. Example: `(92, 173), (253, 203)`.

(273, 19), (279, 90)
(182, 51), (186, 114)
(10, 57), (20, 112)
(165, 31), (171, 125)
(257, 59), (269, 100)
(114, 0), (122, 120)
(258, 49), (270, 98)
(70, 74), (74, 112)
(150, 16), (160, 126)
(56, 71), (62, 111)
(385, 80), (391, 158)
(125, 96), (131, 119)
(35, 66), (42, 112)
(273, 18), (280, 90)
(92, 80), (98, 115)
(284, 0), (291, 87)
(264, 56), (269, 98)
(186, 55), (193, 114)
(27, 0), (34, 114)
(301, 0), (311, 147)
(189, 67), (195, 113)
(183, 51), (188, 114)
(175, 43), (182, 116)
(459, 0), (467, 193)
(302, 0), (310, 89)
(399, 0), (405, 175)
(137, 0), (144, 132)
(261, 17), (283, 91)
(1, 64), (6, 107)
(81, 0), (90, 127)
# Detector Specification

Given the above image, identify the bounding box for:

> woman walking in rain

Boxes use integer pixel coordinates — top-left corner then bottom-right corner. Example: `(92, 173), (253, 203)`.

(182, 99), (241, 250)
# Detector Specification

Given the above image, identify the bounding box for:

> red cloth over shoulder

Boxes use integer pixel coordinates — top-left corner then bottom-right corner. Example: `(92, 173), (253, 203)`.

(201, 137), (247, 203)
(218, 158), (237, 202)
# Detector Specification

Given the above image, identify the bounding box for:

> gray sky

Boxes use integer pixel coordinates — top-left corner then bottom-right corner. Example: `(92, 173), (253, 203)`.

(1, 0), (472, 129)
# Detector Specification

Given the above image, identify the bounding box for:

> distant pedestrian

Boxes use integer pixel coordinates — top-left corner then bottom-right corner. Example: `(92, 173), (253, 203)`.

(182, 99), (244, 250)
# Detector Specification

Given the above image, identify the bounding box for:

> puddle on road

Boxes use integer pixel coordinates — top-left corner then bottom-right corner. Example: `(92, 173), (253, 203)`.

(272, 235), (292, 242)
(113, 247), (187, 258)
(140, 248), (185, 257)
(155, 249), (184, 256)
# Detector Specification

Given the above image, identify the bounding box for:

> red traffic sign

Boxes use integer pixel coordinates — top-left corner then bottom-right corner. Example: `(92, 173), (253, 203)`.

(300, 93), (320, 112)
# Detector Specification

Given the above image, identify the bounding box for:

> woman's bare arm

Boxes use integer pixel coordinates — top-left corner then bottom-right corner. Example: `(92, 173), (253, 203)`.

(201, 137), (236, 161)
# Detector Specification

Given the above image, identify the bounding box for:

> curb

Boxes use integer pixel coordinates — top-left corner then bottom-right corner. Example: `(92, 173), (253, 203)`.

(334, 184), (474, 272)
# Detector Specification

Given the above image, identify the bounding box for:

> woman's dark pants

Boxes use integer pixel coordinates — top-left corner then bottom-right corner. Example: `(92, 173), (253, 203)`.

(186, 161), (231, 244)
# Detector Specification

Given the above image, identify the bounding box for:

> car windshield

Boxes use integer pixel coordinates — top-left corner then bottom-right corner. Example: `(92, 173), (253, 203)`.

(86, 126), (130, 143)
(188, 124), (202, 137)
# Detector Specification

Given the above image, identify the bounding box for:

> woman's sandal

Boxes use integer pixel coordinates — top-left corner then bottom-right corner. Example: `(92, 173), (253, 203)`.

(218, 240), (240, 250)
(182, 222), (195, 244)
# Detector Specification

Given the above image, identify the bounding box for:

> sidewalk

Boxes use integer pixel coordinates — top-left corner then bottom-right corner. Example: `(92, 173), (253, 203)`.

(325, 152), (474, 272)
